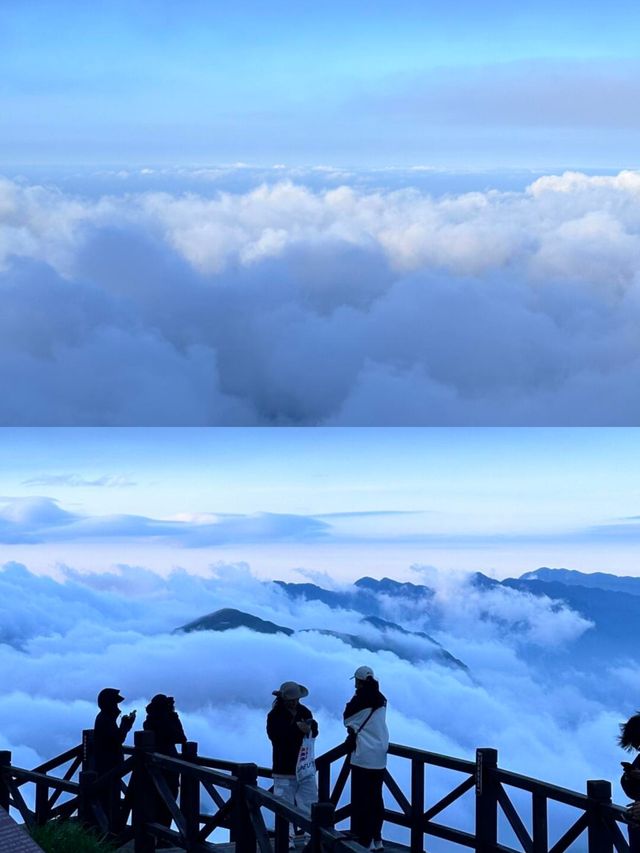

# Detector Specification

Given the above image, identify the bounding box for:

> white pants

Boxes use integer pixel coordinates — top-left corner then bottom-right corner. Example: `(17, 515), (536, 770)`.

(273, 774), (318, 830)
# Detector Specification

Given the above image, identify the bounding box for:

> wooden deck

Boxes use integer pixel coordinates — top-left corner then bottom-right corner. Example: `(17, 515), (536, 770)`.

(0, 807), (45, 853)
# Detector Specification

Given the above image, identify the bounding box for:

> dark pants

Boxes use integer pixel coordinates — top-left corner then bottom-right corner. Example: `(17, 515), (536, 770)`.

(629, 821), (640, 853)
(351, 765), (385, 846)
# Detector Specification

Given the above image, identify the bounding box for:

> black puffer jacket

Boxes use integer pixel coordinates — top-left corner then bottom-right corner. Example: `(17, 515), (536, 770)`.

(267, 702), (318, 775)
(143, 702), (187, 758)
(94, 708), (127, 773)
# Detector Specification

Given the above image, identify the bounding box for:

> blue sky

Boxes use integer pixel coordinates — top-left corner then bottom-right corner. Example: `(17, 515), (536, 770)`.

(2, 0), (640, 166)
(1, 427), (640, 578)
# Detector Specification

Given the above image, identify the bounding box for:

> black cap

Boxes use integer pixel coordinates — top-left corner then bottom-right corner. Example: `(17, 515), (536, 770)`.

(98, 687), (125, 705)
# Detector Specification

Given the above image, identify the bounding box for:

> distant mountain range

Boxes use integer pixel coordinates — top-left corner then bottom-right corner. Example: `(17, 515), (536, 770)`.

(275, 570), (640, 666)
(175, 568), (640, 678)
(175, 605), (468, 672)
(519, 567), (640, 596)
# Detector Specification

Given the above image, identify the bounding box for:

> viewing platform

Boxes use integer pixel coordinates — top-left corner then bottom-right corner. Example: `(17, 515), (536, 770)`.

(0, 733), (635, 852)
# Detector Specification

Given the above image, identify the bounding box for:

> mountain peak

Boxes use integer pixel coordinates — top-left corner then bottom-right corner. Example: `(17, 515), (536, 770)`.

(175, 608), (294, 636)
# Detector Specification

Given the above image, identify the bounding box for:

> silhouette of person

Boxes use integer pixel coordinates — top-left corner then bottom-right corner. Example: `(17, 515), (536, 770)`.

(143, 694), (188, 828)
(267, 681), (319, 848)
(619, 713), (640, 852)
(344, 666), (389, 851)
(94, 687), (136, 832)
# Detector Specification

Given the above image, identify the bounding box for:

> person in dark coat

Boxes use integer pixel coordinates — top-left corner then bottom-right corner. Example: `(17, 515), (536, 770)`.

(343, 666), (389, 851)
(143, 694), (188, 828)
(267, 681), (319, 847)
(620, 713), (640, 852)
(94, 687), (136, 832)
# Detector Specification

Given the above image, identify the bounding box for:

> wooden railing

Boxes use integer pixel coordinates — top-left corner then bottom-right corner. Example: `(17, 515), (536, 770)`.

(0, 734), (636, 852)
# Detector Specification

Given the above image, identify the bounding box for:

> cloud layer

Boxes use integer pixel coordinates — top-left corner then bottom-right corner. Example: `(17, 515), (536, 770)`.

(3, 170), (640, 424)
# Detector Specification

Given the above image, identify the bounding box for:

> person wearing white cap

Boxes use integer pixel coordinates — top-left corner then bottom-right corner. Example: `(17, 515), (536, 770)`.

(267, 681), (319, 848)
(343, 666), (389, 851)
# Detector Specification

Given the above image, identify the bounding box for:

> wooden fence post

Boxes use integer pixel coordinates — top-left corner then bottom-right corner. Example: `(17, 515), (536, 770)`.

(35, 780), (48, 825)
(475, 748), (498, 853)
(233, 763), (257, 853)
(318, 761), (331, 802)
(180, 741), (200, 850)
(587, 780), (614, 853)
(78, 770), (98, 826)
(0, 750), (11, 812)
(82, 729), (95, 772)
(133, 730), (156, 853)
(411, 757), (425, 853)
(274, 806), (290, 853)
(311, 802), (335, 853)
(531, 791), (547, 853)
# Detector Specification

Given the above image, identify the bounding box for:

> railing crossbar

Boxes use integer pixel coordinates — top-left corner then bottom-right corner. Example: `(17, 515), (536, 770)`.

(495, 768), (590, 810)
(32, 745), (82, 775)
(383, 768), (411, 816)
(330, 756), (352, 806)
(548, 811), (589, 853)
(147, 765), (188, 838)
(198, 799), (234, 840)
(201, 777), (228, 811)
(497, 783), (534, 853)
(424, 774), (475, 822)
(608, 816), (632, 853)
(8, 778), (35, 827)
(247, 799), (273, 853)
(246, 784), (312, 830)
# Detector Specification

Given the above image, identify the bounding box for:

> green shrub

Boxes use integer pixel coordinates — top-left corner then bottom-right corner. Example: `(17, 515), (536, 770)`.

(29, 820), (117, 853)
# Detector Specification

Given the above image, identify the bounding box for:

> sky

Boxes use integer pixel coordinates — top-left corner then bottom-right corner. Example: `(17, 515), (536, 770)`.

(2, 426), (640, 578)
(2, 0), (640, 166)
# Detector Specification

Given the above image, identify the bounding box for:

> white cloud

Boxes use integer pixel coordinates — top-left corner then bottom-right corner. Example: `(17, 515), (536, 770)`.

(2, 170), (640, 423)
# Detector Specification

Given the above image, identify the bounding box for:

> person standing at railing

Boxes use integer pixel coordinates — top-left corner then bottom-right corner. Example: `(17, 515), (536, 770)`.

(94, 687), (136, 833)
(344, 666), (389, 852)
(143, 694), (188, 829)
(267, 681), (319, 848)
(620, 713), (640, 852)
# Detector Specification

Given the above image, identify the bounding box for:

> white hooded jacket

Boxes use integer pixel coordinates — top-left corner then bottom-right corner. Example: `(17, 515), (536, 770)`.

(343, 687), (389, 770)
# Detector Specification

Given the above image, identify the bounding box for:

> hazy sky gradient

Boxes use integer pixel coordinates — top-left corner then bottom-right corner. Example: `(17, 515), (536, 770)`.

(2, 427), (639, 578)
(2, 0), (640, 166)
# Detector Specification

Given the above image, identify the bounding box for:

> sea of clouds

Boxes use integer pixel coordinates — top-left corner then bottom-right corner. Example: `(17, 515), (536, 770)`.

(0, 559), (636, 848)
(2, 168), (640, 424)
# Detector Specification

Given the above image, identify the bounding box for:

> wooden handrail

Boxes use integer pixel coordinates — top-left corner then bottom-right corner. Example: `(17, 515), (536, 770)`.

(1, 738), (635, 853)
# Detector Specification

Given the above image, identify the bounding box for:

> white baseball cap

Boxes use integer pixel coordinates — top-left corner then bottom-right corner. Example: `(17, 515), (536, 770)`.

(351, 665), (375, 680)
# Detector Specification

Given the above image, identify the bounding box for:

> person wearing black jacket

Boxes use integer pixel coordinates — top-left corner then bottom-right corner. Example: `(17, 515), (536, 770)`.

(620, 713), (640, 852)
(94, 687), (136, 832)
(143, 694), (188, 828)
(267, 681), (319, 847)
(343, 666), (389, 851)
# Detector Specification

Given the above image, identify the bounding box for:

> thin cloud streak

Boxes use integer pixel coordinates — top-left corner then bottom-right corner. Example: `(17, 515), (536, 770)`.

(0, 496), (638, 550)
(22, 474), (136, 488)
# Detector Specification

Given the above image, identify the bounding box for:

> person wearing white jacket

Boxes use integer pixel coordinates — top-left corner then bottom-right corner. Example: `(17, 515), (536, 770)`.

(343, 665), (389, 851)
